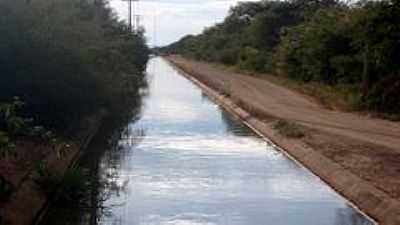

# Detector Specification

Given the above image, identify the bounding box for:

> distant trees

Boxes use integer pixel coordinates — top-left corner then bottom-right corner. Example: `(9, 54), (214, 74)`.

(162, 0), (400, 114)
(0, 0), (150, 132)
(276, 7), (356, 83)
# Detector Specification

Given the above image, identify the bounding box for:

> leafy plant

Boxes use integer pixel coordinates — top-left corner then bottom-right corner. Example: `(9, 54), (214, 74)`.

(0, 97), (56, 158)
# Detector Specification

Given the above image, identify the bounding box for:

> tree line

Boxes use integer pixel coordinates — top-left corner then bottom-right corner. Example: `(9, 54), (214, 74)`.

(161, 0), (400, 114)
(0, 0), (150, 139)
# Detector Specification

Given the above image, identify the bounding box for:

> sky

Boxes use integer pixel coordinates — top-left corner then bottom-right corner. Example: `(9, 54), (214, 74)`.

(108, 0), (257, 47)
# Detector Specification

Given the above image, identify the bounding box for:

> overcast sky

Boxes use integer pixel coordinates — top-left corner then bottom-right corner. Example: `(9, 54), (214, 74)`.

(108, 0), (256, 47)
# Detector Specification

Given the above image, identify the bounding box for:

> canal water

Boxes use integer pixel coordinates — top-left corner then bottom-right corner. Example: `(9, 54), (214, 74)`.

(42, 57), (373, 225)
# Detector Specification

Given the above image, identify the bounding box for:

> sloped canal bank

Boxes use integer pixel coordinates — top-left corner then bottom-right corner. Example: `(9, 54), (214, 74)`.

(41, 57), (374, 225)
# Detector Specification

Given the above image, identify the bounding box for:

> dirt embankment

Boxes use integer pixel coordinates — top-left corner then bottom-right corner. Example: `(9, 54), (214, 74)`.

(166, 55), (400, 225)
(0, 111), (106, 225)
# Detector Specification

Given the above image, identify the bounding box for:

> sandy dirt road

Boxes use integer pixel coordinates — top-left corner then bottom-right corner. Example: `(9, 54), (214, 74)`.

(168, 56), (400, 151)
(167, 55), (400, 202)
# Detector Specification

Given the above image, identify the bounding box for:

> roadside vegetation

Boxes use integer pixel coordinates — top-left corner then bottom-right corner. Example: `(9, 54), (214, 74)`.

(160, 0), (400, 115)
(274, 120), (305, 139)
(0, 0), (149, 205)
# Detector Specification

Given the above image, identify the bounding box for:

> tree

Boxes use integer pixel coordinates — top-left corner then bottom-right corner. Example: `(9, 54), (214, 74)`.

(0, 0), (149, 131)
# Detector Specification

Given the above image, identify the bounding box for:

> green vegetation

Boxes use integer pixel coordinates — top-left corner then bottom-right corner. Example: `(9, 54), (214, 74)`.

(161, 0), (400, 114)
(274, 119), (305, 139)
(0, 0), (149, 203)
(0, 175), (14, 200)
(35, 165), (90, 206)
(0, 97), (57, 162)
(0, 0), (149, 132)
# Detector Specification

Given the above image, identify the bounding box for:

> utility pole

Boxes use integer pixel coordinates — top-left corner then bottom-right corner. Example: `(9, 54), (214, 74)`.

(128, 0), (132, 32)
(122, 0), (139, 33)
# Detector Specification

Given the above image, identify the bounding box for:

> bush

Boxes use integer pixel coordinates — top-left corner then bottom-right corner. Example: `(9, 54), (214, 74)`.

(217, 48), (239, 65)
(35, 165), (89, 206)
(239, 47), (267, 72)
(274, 119), (305, 138)
(56, 169), (89, 205)
(366, 75), (400, 113)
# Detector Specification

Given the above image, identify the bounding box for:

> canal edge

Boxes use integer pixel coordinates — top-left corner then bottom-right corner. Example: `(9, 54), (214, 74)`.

(0, 111), (107, 225)
(164, 57), (400, 225)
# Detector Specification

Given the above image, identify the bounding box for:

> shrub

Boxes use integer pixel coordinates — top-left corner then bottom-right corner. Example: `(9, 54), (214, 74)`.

(35, 164), (89, 206)
(239, 47), (267, 72)
(366, 74), (400, 113)
(274, 119), (305, 138)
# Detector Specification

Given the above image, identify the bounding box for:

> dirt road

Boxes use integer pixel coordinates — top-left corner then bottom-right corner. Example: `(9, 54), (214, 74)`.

(167, 55), (400, 203)
(168, 56), (400, 151)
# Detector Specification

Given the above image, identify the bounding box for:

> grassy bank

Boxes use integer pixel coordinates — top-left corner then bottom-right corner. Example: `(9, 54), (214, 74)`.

(210, 62), (362, 112)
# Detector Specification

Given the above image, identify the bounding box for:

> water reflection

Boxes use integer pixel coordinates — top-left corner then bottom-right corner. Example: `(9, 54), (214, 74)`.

(41, 58), (373, 225)
(220, 110), (255, 137)
(335, 208), (373, 225)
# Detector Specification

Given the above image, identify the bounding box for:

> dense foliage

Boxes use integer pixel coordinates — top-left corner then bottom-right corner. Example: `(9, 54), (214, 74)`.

(0, 0), (150, 132)
(162, 0), (400, 113)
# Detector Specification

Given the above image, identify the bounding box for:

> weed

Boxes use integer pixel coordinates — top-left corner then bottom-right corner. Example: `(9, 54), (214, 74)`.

(274, 119), (305, 138)
(35, 163), (89, 206)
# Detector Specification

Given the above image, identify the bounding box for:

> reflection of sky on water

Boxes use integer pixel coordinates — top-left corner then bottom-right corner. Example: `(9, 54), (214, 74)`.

(96, 58), (373, 225)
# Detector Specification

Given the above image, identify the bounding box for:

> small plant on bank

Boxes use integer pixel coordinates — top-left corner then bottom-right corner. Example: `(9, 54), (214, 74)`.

(0, 131), (16, 158)
(56, 169), (89, 206)
(0, 131), (9, 147)
(35, 163), (90, 207)
(0, 97), (56, 159)
(34, 161), (57, 195)
(273, 119), (305, 139)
